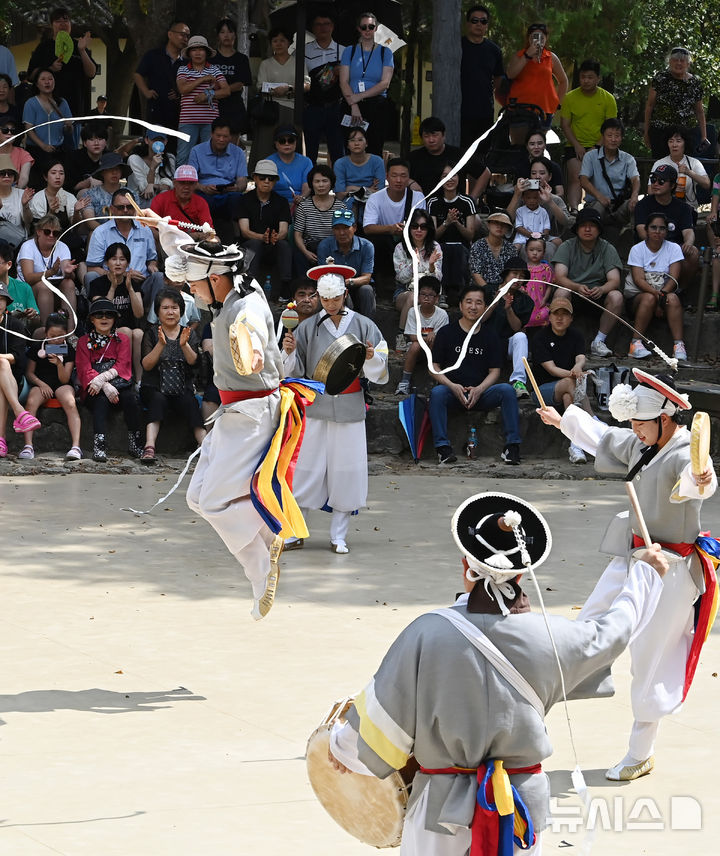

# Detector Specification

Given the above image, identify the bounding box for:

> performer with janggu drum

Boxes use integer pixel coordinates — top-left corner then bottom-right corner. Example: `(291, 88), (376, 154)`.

(321, 491), (670, 854)
(142, 213), (320, 621)
(282, 262), (388, 554)
(538, 369), (718, 781)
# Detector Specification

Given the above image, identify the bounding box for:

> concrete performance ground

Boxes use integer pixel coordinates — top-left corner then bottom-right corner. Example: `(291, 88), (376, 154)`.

(0, 472), (717, 854)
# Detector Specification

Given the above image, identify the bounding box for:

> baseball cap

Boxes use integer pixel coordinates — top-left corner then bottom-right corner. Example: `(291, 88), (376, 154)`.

(573, 207), (603, 231)
(273, 125), (299, 141)
(332, 208), (356, 227)
(174, 164), (198, 182)
(650, 163), (678, 183)
(549, 296), (573, 314)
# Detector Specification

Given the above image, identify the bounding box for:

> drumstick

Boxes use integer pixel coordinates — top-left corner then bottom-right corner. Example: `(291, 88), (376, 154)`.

(625, 482), (653, 548)
(124, 194), (209, 234)
(522, 357), (546, 409)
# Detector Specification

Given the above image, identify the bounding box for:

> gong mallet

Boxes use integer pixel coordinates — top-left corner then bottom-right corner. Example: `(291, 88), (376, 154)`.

(522, 357), (547, 409)
(624, 481), (653, 548)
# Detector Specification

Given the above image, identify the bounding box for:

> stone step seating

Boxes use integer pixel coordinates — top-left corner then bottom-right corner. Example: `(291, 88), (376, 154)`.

(7, 291), (720, 463)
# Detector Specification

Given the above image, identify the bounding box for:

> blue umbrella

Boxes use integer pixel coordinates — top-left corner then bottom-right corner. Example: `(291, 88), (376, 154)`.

(398, 394), (431, 463)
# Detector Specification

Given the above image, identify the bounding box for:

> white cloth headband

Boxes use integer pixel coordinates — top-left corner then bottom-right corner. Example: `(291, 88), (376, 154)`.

(609, 383), (689, 422)
(317, 273), (346, 298)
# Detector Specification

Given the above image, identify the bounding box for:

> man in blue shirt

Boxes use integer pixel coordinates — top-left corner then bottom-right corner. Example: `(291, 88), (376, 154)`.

(85, 189), (163, 295)
(317, 208), (376, 318)
(189, 118), (248, 229)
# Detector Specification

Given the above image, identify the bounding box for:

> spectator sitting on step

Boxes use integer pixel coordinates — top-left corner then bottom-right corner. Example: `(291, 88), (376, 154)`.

(624, 212), (687, 363)
(78, 153), (135, 234)
(469, 211), (516, 293)
(150, 164), (214, 235)
(0, 239), (40, 335)
(529, 295), (593, 464)
(429, 284), (522, 466)
(524, 237), (554, 328)
(363, 158), (425, 276)
(633, 162), (698, 291)
(316, 207), (375, 318)
(236, 159), (292, 301)
(188, 117), (248, 225)
(395, 275), (448, 396)
(20, 312), (82, 461)
(552, 206), (623, 358)
(579, 118), (640, 227)
(393, 209), (443, 333)
(483, 256), (534, 399)
(427, 162), (481, 306)
(0, 281), (40, 458)
(88, 242), (146, 383)
(292, 164), (346, 277)
(408, 116), (463, 197)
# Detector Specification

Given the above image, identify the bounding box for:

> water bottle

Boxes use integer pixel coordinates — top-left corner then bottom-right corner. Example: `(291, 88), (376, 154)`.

(263, 275), (272, 300)
(466, 427), (477, 459)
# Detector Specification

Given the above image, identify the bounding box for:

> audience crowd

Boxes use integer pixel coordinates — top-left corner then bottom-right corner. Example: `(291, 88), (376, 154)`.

(0, 5), (717, 467)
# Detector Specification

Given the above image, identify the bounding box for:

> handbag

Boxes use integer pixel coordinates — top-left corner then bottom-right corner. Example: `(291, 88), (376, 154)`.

(158, 336), (187, 396)
(94, 357), (132, 390)
(248, 93), (280, 126)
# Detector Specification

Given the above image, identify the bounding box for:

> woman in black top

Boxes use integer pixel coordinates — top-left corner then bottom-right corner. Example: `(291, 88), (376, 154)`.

(139, 288), (205, 464)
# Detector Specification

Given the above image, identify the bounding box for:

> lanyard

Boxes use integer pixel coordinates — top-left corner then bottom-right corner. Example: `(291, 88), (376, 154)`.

(359, 43), (376, 78)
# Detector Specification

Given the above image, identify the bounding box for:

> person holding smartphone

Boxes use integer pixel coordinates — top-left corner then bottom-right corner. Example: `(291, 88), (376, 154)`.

(21, 311), (82, 460)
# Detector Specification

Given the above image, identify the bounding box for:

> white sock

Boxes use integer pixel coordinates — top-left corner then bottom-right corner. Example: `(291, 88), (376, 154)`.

(594, 331), (607, 343)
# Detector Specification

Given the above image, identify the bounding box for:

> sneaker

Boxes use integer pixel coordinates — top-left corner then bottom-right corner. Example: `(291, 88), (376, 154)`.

(673, 342), (688, 362)
(629, 339), (652, 359)
(395, 379), (410, 396)
(513, 380), (529, 399)
(568, 443), (587, 464)
(438, 293), (449, 309)
(437, 445), (457, 464)
(395, 333), (409, 352)
(590, 338), (612, 358)
(605, 755), (654, 781)
(501, 443), (521, 465)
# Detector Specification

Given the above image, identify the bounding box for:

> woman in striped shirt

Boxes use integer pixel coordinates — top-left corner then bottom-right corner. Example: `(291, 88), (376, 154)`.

(176, 36), (230, 165)
(293, 163), (346, 275)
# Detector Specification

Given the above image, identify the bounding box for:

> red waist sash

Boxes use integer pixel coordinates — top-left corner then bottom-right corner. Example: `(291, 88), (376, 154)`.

(219, 387), (277, 405)
(340, 377), (362, 395)
(419, 762), (541, 856)
(631, 533), (718, 701)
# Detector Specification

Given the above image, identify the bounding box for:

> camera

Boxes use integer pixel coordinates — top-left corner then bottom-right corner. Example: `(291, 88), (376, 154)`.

(46, 343), (68, 356)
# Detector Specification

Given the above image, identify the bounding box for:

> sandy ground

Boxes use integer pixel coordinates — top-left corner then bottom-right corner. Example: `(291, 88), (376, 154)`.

(0, 471), (717, 855)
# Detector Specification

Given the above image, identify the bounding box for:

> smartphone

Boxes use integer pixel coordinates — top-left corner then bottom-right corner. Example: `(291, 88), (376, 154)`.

(46, 343), (69, 356)
(525, 179), (540, 190)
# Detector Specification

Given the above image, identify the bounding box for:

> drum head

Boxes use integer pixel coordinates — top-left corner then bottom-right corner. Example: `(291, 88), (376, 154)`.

(306, 727), (407, 848)
(313, 335), (367, 396)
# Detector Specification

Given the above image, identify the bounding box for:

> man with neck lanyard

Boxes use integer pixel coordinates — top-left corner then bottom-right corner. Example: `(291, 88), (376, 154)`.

(134, 21), (190, 135)
(539, 369), (717, 780)
(145, 216), (314, 620)
(281, 263), (388, 554)
(339, 12), (394, 156)
(326, 491), (670, 854)
(304, 11), (346, 165)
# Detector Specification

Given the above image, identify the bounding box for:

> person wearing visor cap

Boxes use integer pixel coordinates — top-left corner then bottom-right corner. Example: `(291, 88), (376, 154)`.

(281, 262), (388, 554)
(538, 369), (716, 781)
(327, 490), (670, 855)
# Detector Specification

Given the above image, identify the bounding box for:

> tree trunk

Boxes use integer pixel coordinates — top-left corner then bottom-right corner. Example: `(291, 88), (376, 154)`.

(431, 0), (461, 146)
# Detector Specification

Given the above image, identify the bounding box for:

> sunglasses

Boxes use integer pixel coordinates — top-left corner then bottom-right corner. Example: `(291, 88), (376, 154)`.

(41, 228), (62, 237)
(0, 169), (15, 177)
(0, 126), (15, 134)
(649, 176), (668, 184)
(91, 311), (116, 319)
(470, 17), (489, 24)
(359, 23), (376, 30)
(255, 174), (278, 182)
(276, 136), (296, 144)
(113, 204), (135, 211)
(411, 222), (429, 231)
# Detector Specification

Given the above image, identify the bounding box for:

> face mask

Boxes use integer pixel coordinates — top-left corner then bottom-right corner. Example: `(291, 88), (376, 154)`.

(152, 140), (165, 154)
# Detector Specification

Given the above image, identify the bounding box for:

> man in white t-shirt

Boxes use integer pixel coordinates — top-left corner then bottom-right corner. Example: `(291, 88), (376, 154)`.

(363, 158), (425, 277)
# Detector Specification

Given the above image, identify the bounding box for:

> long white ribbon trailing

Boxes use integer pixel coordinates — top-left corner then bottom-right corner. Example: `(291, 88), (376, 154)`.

(120, 446), (201, 515)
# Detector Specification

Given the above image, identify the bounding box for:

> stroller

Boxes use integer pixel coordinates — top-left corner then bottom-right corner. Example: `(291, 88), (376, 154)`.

(476, 100), (547, 210)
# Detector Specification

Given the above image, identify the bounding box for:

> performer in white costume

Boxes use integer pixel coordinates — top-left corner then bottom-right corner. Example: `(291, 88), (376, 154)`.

(538, 368), (716, 780)
(282, 264), (388, 553)
(327, 492), (669, 855)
